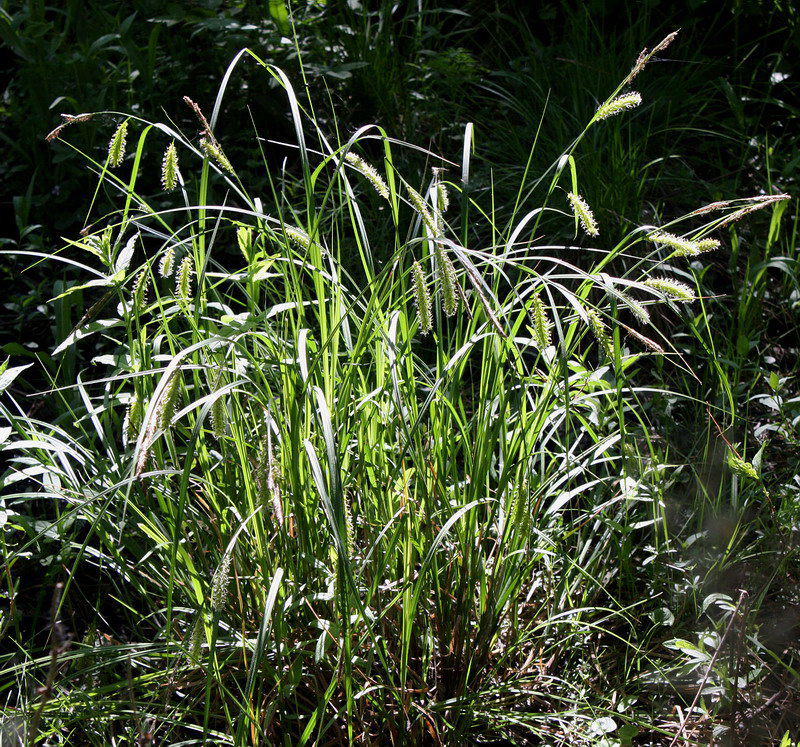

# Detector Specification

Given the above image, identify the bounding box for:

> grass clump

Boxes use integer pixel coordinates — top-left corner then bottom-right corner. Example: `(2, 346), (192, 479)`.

(0, 28), (797, 746)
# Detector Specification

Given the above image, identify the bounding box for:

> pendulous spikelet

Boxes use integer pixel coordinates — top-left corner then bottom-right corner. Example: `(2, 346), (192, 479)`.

(283, 225), (314, 251)
(343, 495), (355, 558)
(586, 309), (615, 359)
(644, 276), (694, 302)
(159, 246), (175, 278)
(345, 151), (389, 200)
(594, 92), (642, 121)
(694, 238), (721, 253)
(209, 371), (227, 440)
(530, 290), (552, 349)
(156, 371), (181, 429)
(176, 255), (194, 303)
(436, 180), (450, 215)
(131, 268), (149, 312)
(210, 552), (232, 612)
(412, 260), (433, 335)
(108, 121), (128, 168)
(123, 395), (144, 444)
(407, 185), (439, 236)
(161, 141), (179, 191)
(199, 137), (234, 174)
(567, 192), (599, 237)
(620, 294), (650, 325)
(647, 230), (700, 257)
(435, 246), (459, 316)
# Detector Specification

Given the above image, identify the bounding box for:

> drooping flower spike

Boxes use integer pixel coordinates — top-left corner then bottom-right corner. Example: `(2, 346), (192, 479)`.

(412, 260), (433, 335)
(594, 92), (642, 121)
(567, 192), (599, 237)
(644, 277), (694, 302)
(530, 290), (552, 350)
(108, 120), (129, 168)
(345, 151), (390, 200)
(161, 141), (179, 191)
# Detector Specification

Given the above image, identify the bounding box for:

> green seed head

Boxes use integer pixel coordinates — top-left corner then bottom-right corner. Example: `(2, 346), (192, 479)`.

(586, 309), (615, 359)
(200, 137), (234, 174)
(595, 92), (642, 121)
(123, 394), (144, 444)
(345, 151), (390, 200)
(208, 371), (227, 440)
(156, 371), (181, 429)
(159, 246), (175, 278)
(161, 141), (179, 191)
(620, 294), (650, 325)
(407, 185), (439, 236)
(131, 268), (149, 312)
(567, 192), (599, 237)
(343, 495), (355, 558)
(531, 290), (552, 349)
(412, 260), (433, 335)
(436, 181), (450, 214)
(283, 226), (313, 251)
(108, 120), (129, 168)
(644, 276), (694, 302)
(647, 231), (700, 257)
(436, 246), (459, 316)
(694, 238), (721, 253)
(188, 615), (204, 663)
(210, 552), (232, 612)
(176, 255), (194, 303)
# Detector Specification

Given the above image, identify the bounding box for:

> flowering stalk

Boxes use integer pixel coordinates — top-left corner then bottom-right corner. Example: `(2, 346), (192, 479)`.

(156, 371), (181, 429)
(345, 152), (389, 200)
(436, 246), (458, 316)
(407, 185), (439, 236)
(161, 141), (179, 191)
(567, 192), (599, 237)
(159, 246), (175, 278)
(620, 294), (650, 325)
(131, 268), (149, 312)
(647, 231), (700, 257)
(283, 225), (314, 251)
(594, 92), (642, 121)
(209, 370), (227, 441)
(694, 238), (721, 253)
(625, 30), (679, 83)
(586, 309), (615, 359)
(530, 291), (552, 349)
(644, 277), (694, 302)
(108, 121), (128, 168)
(411, 260), (433, 335)
(200, 137), (234, 174)
(210, 552), (232, 613)
(176, 255), (194, 303)
(123, 395), (144, 444)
